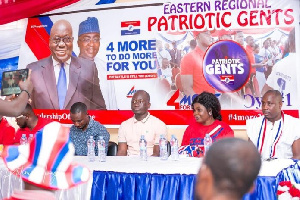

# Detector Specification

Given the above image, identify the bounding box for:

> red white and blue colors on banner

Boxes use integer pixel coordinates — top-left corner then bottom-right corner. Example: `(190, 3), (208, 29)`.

(1, 0), (300, 126)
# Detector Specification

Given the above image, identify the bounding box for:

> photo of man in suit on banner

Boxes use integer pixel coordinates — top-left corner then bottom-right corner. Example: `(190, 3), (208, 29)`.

(27, 19), (106, 110)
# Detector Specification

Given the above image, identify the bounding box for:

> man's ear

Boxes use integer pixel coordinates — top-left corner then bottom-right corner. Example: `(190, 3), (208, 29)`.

(195, 164), (214, 199)
(24, 114), (29, 120)
(198, 164), (213, 183)
(148, 102), (151, 109)
(279, 101), (283, 110)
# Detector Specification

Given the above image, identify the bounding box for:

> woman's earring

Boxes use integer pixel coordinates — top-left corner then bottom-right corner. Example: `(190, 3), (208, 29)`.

(209, 112), (212, 116)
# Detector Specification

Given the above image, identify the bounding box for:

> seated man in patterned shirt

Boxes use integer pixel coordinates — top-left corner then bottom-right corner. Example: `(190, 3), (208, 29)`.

(69, 102), (110, 156)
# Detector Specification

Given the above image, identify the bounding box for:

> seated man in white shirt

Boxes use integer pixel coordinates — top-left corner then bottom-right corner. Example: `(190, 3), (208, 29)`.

(246, 90), (300, 160)
(117, 90), (167, 156)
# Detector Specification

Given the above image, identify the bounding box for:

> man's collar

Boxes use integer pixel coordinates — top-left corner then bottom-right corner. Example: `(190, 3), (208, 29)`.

(52, 57), (71, 66)
(266, 112), (284, 124)
(85, 116), (92, 130)
(266, 117), (282, 124)
(133, 112), (150, 123)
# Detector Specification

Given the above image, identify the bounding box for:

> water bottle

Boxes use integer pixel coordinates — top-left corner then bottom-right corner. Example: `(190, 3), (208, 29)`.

(204, 134), (213, 155)
(98, 136), (106, 162)
(170, 134), (179, 161)
(20, 134), (27, 145)
(28, 134), (34, 144)
(87, 136), (95, 162)
(159, 134), (168, 160)
(139, 135), (147, 161)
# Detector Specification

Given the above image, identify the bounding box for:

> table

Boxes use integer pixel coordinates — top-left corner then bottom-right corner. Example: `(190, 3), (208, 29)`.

(88, 157), (299, 200)
(243, 159), (300, 200)
(86, 156), (201, 200)
(0, 157), (299, 200)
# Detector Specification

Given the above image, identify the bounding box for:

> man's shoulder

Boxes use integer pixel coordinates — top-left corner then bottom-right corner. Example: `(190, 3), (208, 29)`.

(89, 118), (106, 129)
(148, 114), (166, 125)
(246, 115), (264, 125)
(120, 116), (135, 127)
(94, 57), (106, 66)
(182, 50), (195, 61)
(181, 48), (202, 66)
(284, 114), (300, 124)
(94, 57), (107, 73)
(26, 56), (52, 70)
(73, 56), (95, 68)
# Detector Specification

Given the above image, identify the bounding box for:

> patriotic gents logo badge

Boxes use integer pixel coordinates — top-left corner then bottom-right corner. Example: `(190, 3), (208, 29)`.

(203, 41), (250, 92)
(121, 21), (140, 36)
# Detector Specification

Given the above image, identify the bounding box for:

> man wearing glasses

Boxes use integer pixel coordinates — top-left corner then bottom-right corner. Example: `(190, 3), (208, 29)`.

(117, 90), (167, 156)
(77, 17), (117, 110)
(26, 19), (106, 110)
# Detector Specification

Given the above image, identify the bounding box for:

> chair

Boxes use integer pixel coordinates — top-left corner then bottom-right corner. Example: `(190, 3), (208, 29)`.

(107, 141), (118, 156)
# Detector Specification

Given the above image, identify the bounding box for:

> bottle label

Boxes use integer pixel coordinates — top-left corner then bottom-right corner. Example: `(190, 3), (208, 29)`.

(88, 146), (94, 151)
(161, 146), (167, 150)
(171, 146), (178, 151)
(140, 146), (146, 150)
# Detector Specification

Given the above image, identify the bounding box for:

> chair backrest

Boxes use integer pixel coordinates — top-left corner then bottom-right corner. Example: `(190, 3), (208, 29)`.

(107, 141), (118, 156)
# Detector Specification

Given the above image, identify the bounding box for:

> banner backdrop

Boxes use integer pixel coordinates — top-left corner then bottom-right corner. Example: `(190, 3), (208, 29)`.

(15, 0), (300, 126)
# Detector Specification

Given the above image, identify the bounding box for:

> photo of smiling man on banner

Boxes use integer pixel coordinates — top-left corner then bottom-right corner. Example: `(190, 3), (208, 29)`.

(27, 19), (106, 110)
(77, 17), (118, 110)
